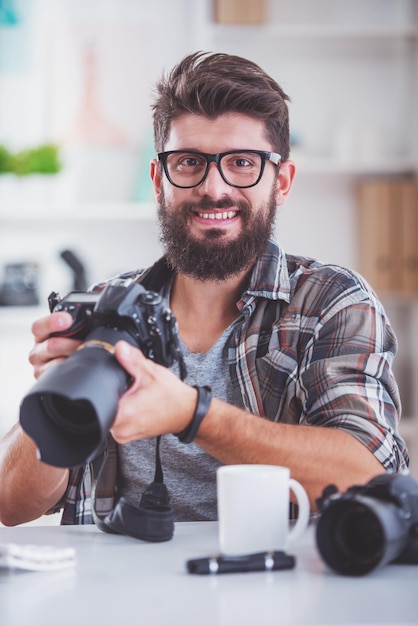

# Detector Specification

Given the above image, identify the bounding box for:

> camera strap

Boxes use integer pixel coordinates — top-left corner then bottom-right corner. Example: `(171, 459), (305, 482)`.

(89, 262), (186, 541)
(91, 434), (174, 542)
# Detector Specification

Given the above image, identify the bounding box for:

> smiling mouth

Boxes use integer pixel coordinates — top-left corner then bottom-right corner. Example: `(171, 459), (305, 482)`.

(196, 210), (239, 220)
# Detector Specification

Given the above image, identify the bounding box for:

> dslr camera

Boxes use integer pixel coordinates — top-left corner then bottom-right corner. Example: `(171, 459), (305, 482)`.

(316, 472), (418, 575)
(20, 278), (184, 468)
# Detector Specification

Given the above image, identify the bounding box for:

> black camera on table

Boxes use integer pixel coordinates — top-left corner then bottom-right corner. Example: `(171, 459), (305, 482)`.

(316, 472), (418, 576)
(20, 279), (183, 469)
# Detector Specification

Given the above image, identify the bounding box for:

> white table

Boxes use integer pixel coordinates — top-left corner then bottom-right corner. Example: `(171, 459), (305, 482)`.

(0, 521), (416, 626)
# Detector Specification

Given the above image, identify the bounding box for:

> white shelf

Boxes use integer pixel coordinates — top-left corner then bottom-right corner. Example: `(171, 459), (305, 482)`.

(294, 156), (417, 176)
(0, 202), (157, 222)
(209, 23), (418, 41)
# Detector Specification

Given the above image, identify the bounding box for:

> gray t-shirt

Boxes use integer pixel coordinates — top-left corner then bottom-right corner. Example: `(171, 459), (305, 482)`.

(117, 319), (243, 521)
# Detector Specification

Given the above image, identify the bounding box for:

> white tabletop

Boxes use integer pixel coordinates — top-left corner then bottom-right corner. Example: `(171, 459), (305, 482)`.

(0, 521), (416, 626)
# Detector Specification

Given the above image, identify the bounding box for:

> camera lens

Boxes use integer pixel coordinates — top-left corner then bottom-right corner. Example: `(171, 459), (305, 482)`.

(40, 394), (97, 434)
(317, 500), (384, 575)
(20, 334), (130, 467)
(316, 496), (409, 575)
(333, 504), (384, 566)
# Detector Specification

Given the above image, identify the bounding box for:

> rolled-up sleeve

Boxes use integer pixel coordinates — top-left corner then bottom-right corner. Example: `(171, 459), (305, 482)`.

(297, 274), (408, 472)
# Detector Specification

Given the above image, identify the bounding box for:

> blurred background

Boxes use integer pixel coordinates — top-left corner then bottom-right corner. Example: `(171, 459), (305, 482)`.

(0, 0), (417, 479)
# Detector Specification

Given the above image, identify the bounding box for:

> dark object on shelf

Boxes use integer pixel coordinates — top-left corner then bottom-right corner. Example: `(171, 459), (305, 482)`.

(60, 249), (88, 291)
(0, 262), (40, 306)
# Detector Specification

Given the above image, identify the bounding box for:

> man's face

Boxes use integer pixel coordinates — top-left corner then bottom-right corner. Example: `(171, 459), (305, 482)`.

(152, 113), (289, 281)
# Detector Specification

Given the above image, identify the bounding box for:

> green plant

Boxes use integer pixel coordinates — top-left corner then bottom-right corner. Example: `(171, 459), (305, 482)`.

(0, 145), (13, 174)
(0, 143), (62, 176)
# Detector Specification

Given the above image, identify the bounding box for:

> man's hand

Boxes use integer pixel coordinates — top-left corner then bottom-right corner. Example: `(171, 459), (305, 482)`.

(110, 341), (197, 443)
(29, 312), (82, 379)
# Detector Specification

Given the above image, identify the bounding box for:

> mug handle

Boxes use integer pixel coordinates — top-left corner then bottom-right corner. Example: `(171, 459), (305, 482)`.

(288, 478), (310, 544)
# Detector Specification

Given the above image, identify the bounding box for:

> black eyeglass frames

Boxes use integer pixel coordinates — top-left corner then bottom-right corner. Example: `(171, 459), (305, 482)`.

(157, 149), (281, 189)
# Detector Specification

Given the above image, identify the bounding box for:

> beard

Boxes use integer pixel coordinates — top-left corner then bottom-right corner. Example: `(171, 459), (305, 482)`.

(157, 186), (277, 282)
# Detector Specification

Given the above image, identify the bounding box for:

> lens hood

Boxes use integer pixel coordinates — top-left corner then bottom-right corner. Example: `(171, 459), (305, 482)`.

(20, 344), (129, 468)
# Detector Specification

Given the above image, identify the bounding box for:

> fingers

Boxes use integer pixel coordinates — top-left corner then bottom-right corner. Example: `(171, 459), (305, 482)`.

(114, 341), (153, 393)
(111, 341), (197, 443)
(29, 312), (81, 379)
(114, 340), (147, 366)
(31, 312), (74, 342)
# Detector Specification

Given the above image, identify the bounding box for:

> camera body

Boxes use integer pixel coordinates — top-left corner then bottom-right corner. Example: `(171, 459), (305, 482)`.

(316, 472), (418, 575)
(20, 279), (184, 468)
(47, 279), (181, 366)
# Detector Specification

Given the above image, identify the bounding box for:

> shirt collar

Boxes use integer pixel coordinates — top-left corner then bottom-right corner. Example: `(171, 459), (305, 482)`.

(241, 237), (291, 306)
(140, 237), (291, 308)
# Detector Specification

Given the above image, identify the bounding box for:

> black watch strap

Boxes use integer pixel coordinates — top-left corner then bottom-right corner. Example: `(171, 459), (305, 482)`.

(176, 385), (212, 444)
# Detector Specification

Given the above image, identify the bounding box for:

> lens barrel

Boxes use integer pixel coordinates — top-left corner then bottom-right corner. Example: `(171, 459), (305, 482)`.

(20, 330), (131, 468)
(316, 495), (409, 575)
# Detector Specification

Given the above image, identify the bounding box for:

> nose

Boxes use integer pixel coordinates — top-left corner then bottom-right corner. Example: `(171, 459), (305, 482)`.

(197, 162), (230, 197)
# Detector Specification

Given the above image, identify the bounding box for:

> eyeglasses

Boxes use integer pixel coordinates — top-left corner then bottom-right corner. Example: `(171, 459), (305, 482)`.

(157, 150), (281, 189)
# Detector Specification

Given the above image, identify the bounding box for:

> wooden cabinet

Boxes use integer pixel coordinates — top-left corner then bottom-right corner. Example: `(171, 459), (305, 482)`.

(213, 0), (267, 24)
(357, 178), (418, 297)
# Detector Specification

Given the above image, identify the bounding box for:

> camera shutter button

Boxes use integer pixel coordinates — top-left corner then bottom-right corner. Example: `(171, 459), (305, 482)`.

(139, 292), (162, 305)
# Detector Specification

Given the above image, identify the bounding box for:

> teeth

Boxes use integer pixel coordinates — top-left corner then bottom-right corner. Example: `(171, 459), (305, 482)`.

(198, 211), (237, 220)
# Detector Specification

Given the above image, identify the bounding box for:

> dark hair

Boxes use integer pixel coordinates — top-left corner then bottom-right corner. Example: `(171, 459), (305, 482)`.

(152, 51), (290, 160)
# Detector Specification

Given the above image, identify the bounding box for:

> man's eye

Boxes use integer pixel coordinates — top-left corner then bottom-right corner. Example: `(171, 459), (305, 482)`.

(235, 158), (251, 167)
(178, 156), (204, 168)
(227, 155), (254, 169)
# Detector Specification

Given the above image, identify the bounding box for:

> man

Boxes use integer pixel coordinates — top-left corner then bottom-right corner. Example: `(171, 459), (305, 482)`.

(0, 52), (408, 527)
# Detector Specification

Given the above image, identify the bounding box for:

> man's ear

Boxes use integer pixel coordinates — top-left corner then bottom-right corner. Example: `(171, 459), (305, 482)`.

(150, 158), (163, 202)
(275, 160), (296, 206)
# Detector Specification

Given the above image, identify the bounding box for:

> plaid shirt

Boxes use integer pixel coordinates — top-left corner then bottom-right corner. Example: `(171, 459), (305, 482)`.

(59, 238), (408, 524)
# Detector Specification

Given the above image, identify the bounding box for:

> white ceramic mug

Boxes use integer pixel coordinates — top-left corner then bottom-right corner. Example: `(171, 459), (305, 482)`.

(217, 464), (310, 555)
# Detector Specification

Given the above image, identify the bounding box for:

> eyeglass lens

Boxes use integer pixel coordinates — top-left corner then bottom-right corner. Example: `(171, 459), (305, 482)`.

(164, 151), (266, 188)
